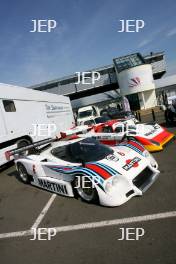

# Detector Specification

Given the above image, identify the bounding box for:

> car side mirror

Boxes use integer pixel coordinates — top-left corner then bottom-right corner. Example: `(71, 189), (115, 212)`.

(80, 159), (86, 167)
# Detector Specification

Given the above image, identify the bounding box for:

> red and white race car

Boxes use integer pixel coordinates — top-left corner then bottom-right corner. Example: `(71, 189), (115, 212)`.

(92, 118), (174, 152)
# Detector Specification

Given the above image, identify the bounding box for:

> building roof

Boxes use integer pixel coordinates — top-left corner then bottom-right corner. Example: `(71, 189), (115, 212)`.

(144, 51), (164, 60)
(155, 74), (176, 89)
(30, 64), (115, 89)
(0, 83), (67, 102)
(30, 52), (166, 100)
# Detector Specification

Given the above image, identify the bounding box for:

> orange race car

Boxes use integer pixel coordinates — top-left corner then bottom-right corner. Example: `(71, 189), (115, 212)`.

(92, 118), (175, 152)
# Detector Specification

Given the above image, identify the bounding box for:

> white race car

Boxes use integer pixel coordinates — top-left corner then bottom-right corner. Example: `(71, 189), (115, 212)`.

(8, 137), (159, 207)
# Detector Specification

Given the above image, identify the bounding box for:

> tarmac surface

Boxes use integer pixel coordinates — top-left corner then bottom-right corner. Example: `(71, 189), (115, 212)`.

(0, 125), (176, 264)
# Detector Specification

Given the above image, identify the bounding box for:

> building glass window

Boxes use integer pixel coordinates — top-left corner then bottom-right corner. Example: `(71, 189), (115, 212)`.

(113, 53), (145, 73)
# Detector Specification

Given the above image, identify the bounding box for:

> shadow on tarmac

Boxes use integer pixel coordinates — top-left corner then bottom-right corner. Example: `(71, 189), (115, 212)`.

(0, 161), (14, 173)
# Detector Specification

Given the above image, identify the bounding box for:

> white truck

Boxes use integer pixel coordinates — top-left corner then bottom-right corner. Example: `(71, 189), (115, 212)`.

(0, 83), (75, 166)
(77, 105), (100, 125)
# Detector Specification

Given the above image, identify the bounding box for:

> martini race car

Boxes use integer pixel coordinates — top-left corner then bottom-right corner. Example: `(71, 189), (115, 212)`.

(93, 118), (174, 152)
(6, 135), (160, 207)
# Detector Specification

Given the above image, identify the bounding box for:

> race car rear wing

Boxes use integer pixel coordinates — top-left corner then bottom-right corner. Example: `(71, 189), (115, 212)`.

(78, 132), (124, 141)
(60, 125), (126, 141)
(4, 127), (91, 160)
(60, 125), (125, 141)
(5, 126), (126, 160)
(60, 125), (91, 138)
(5, 137), (54, 161)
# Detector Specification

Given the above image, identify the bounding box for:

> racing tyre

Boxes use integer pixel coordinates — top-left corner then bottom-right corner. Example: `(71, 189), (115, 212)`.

(17, 163), (31, 184)
(74, 176), (99, 203)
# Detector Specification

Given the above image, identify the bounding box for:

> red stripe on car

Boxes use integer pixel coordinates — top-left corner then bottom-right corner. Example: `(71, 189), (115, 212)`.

(85, 164), (111, 179)
(128, 140), (144, 151)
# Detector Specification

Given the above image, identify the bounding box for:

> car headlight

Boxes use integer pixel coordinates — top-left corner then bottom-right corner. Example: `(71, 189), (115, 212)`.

(144, 150), (157, 168)
(150, 158), (157, 168)
(105, 181), (112, 193)
(105, 176), (119, 193)
(143, 150), (150, 158)
(112, 176), (119, 186)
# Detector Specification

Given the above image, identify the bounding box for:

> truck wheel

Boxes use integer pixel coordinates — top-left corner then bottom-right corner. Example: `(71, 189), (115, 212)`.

(74, 176), (99, 203)
(17, 139), (32, 155)
(17, 163), (31, 184)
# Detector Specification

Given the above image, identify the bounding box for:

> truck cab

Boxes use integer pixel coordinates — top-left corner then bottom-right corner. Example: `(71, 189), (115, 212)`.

(77, 105), (100, 125)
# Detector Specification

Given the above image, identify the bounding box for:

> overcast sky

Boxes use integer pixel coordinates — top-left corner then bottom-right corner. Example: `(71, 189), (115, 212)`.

(0, 0), (176, 87)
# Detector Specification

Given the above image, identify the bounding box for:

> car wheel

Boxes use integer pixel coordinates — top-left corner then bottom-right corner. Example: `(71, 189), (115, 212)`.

(74, 176), (99, 203)
(17, 163), (31, 184)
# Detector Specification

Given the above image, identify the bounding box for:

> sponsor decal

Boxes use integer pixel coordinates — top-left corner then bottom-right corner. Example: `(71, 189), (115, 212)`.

(45, 104), (70, 113)
(145, 129), (157, 136)
(128, 77), (141, 88)
(106, 154), (119, 162)
(117, 151), (125, 156)
(123, 157), (141, 171)
(38, 179), (68, 194)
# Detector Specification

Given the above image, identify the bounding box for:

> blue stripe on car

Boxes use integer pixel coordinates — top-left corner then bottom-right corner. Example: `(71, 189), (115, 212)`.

(119, 143), (143, 155)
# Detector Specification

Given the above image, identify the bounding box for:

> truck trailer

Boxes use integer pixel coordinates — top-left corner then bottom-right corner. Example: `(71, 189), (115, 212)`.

(0, 83), (75, 166)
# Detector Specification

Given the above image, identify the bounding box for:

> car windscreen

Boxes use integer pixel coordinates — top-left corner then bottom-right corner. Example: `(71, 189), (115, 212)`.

(78, 110), (93, 118)
(51, 138), (113, 163)
(84, 120), (95, 126)
(95, 116), (110, 123)
(128, 125), (136, 130)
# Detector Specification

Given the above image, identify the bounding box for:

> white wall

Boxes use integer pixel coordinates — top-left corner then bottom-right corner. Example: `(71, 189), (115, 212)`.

(138, 92), (145, 110)
(117, 64), (155, 96)
(142, 90), (157, 109)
